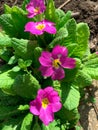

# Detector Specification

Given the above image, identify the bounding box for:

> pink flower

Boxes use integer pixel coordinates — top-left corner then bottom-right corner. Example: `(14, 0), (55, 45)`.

(96, 52), (98, 55)
(30, 87), (62, 125)
(39, 45), (76, 80)
(24, 20), (57, 35)
(26, 0), (46, 18)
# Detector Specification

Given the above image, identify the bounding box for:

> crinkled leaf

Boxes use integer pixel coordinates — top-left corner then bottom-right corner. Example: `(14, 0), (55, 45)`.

(12, 38), (37, 60)
(48, 27), (68, 48)
(83, 57), (98, 79)
(0, 48), (11, 62)
(73, 23), (90, 58)
(33, 47), (43, 68)
(45, 0), (57, 22)
(0, 32), (12, 47)
(75, 70), (92, 87)
(21, 113), (33, 130)
(0, 67), (22, 95)
(57, 11), (72, 29)
(0, 105), (19, 120)
(61, 82), (80, 110)
(0, 14), (16, 37)
(13, 73), (40, 99)
(0, 6), (29, 38)
(56, 107), (80, 128)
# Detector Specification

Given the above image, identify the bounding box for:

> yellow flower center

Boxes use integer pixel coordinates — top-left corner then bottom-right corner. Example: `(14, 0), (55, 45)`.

(36, 24), (45, 30)
(52, 59), (61, 69)
(34, 7), (40, 13)
(42, 98), (49, 109)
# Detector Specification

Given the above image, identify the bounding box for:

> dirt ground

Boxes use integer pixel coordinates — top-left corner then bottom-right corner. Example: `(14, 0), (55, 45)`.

(0, 0), (98, 130)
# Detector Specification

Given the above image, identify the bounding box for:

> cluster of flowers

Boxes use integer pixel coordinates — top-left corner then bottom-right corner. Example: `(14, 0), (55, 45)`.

(25, 0), (76, 125)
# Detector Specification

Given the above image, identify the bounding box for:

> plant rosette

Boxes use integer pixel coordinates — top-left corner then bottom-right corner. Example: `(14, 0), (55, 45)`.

(0, 0), (98, 129)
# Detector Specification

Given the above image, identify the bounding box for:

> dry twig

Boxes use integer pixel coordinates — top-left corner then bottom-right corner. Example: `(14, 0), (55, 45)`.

(58, 0), (72, 9)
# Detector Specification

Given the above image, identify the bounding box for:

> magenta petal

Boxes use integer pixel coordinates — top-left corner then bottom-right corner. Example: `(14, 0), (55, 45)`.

(30, 98), (41, 115)
(25, 22), (44, 35)
(37, 89), (45, 99)
(44, 25), (56, 34)
(51, 68), (65, 80)
(60, 57), (76, 69)
(28, 13), (36, 18)
(39, 107), (54, 125)
(39, 66), (54, 77)
(49, 93), (60, 103)
(39, 51), (52, 67)
(52, 45), (68, 59)
(51, 102), (62, 112)
(25, 22), (34, 32)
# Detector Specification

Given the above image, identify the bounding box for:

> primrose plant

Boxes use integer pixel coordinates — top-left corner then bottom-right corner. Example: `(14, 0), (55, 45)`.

(0, 0), (98, 129)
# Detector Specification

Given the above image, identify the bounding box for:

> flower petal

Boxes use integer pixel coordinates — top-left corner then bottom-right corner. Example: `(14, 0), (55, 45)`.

(51, 68), (65, 80)
(49, 92), (60, 103)
(39, 107), (54, 125)
(60, 57), (76, 69)
(52, 45), (68, 59)
(39, 66), (54, 77)
(39, 51), (52, 67)
(50, 102), (62, 112)
(30, 98), (41, 115)
(44, 25), (56, 34)
(25, 22), (44, 35)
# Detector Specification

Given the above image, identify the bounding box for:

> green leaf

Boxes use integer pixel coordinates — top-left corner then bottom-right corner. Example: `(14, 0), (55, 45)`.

(45, 0), (57, 22)
(55, 9), (65, 19)
(1, 116), (22, 130)
(64, 18), (77, 44)
(0, 48), (11, 62)
(42, 120), (60, 130)
(73, 23), (90, 58)
(83, 57), (98, 79)
(56, 107), (80, 128)
(0, 14), (16, 37)
(13, 73), (40, 99)
(22, 0), (30, 10)
(33, 47), (43, 68)
(12, 66), (21, 72)
(33, 122), (41, 130)
(4, 4), (12, 14)
(21, 113), (33, 130)
(48, 27), (68, 48)
(0, 67), (22, 95)
(75, 70), (92, 87)
(57, 11), (72, 29)
(18, 59), (32, 70)
(0, 105), (19, 120)
(0, 6), (29, 38)
(61, 82), (80, 110)
(12, 38), (37, 60)
(8, 55), (18, 65)
(18, 105), (29, 111)
(11, 6), (29, 39)
(0, 32), (12, 47)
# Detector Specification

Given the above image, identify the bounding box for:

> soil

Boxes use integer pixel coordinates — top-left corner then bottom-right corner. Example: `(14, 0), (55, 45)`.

(0, 0), (98, 130)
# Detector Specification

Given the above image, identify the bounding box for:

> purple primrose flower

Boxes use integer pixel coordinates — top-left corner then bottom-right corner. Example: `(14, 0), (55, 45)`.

(39, 45), (76, 80)
(26, 0), (46, 18)
(30, 87), (62, 125)
(24, 20), (57, 35)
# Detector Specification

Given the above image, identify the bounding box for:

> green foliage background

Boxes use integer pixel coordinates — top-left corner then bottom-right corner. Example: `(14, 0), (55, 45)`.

(0, 0), (98, 129)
